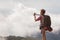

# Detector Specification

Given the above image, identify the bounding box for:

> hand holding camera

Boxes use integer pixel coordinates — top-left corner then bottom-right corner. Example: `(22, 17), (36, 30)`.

(33, 13), (36, 16)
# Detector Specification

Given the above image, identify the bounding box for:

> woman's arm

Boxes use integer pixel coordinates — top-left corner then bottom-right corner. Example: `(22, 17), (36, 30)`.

(34, 13), (41, 21)
(34, 13), (37, 21)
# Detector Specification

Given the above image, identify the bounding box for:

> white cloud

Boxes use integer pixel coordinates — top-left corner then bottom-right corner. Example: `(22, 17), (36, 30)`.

(0, 3), (39, 37)
(7, 3), (39, 37)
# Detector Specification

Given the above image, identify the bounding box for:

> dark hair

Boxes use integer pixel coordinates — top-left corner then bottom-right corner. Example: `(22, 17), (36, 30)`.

(41, 9), (45, 14)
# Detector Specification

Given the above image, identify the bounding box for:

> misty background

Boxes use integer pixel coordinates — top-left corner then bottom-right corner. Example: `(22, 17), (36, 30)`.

(0, 0), (60, 40)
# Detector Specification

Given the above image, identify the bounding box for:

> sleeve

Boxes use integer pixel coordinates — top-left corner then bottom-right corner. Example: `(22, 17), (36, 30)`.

(35, 16), (42, 21)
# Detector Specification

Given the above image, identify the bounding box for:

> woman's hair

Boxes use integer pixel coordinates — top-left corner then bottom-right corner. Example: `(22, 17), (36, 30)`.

(41, 9), (46, 14)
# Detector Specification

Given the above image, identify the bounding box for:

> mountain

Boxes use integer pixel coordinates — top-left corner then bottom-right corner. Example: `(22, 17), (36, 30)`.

(6, 36), (41, 40)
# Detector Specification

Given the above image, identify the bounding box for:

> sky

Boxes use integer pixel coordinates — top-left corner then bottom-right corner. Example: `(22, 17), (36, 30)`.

(17, 0), (60, 13)
(0, 0), (60, 14)
(0, 0), (60, 39)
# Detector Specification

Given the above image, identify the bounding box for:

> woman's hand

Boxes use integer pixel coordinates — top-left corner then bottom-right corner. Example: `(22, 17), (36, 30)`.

(33, 13), (36, 16)
(33, 13), (36, 21)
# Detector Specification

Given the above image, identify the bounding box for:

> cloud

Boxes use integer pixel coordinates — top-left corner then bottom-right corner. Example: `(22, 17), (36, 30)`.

(0, 0), (60, 14)
(7, 3), (39, 37)
(14, 0), (60, 14)
(0, 3), (39, 37)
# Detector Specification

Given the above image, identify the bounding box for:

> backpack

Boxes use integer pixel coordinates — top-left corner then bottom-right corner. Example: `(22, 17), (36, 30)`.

(43, 15), (51, 27)
(40, 15), (52, 31)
